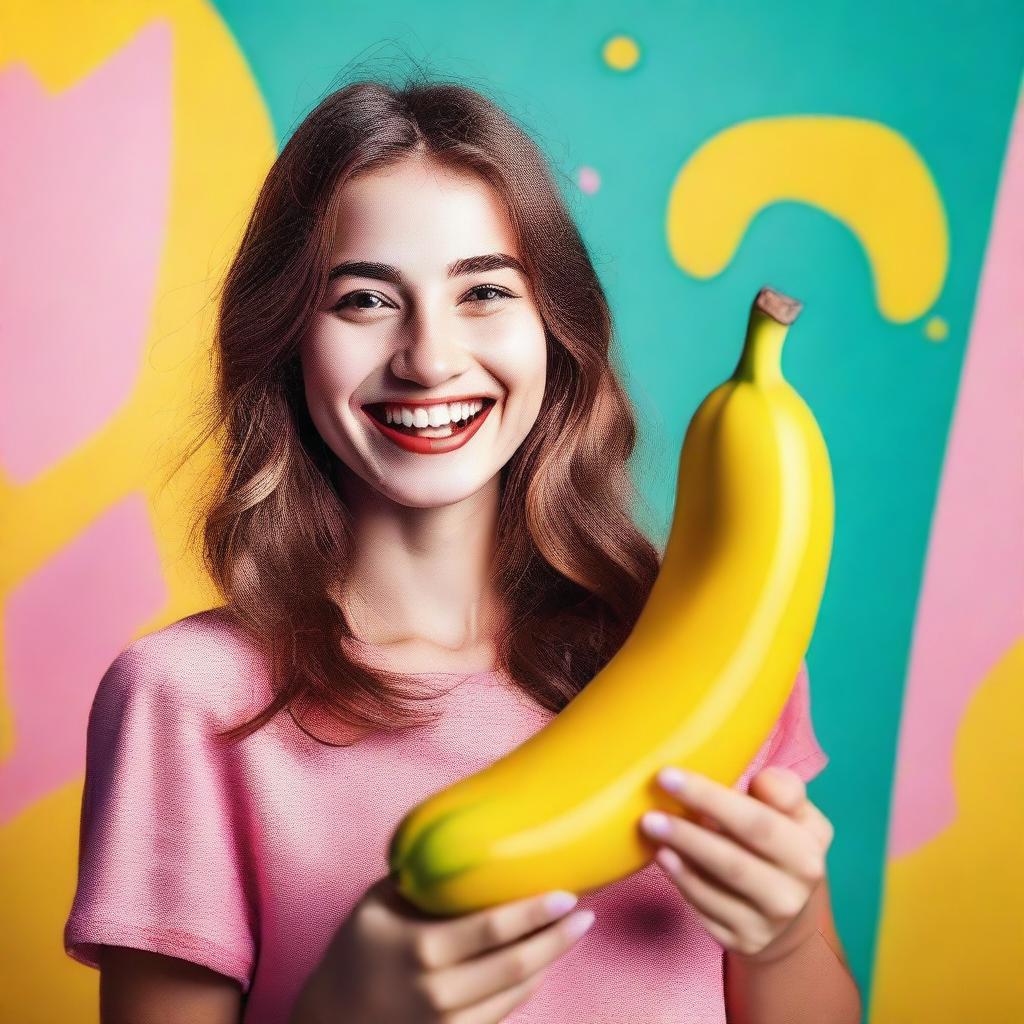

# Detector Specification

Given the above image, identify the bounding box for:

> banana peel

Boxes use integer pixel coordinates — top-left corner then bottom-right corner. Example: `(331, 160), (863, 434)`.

(388, 285), (835, 916)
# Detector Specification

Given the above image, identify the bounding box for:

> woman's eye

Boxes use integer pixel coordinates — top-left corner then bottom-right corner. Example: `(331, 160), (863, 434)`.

(333, 290), (388, 312)
(465, 284), (514, 303)
(332, 284), (514, 314)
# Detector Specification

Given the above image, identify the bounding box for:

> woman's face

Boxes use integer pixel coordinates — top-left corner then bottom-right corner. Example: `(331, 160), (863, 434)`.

(300, 156), (548, 509)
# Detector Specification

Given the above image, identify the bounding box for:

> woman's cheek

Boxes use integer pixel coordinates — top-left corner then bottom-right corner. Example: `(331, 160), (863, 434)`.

(304, 324), (376, 397)
(493, 318), (547, 421)
(484, 305), (546, 367)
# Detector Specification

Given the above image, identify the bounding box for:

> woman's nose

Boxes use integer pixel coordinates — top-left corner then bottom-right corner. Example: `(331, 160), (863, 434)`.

(389, 310), (473, 386)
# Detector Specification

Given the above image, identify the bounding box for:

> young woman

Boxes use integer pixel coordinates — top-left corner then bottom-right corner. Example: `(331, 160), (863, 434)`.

(63, 76), (858, 1023)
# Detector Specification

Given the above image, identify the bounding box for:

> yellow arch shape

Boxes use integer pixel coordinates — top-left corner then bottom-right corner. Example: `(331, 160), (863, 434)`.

(666, 116), (949, 323)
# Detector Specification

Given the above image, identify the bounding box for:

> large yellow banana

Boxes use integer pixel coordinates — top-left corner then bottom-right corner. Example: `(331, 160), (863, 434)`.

(388, 286), (834, 917)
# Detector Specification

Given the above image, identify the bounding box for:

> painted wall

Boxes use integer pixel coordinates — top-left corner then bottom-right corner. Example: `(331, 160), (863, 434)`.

(0, 2), (1020, 1020)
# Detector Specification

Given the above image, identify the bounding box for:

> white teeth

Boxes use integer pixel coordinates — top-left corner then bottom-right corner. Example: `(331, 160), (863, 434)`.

(384, 399), (485, 426)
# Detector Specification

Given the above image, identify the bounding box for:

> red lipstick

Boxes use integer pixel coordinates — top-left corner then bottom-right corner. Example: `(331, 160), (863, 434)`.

(361, 400), (496, 455)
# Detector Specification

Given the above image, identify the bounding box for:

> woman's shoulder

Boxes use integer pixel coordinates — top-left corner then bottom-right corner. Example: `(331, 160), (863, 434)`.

(122, 605), (257, 662)
(101, 606), (271, 725)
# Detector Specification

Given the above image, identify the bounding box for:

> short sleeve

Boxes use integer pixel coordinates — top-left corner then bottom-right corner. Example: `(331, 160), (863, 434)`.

(763, 661), (830, 783)
(63, 644), (257, 993)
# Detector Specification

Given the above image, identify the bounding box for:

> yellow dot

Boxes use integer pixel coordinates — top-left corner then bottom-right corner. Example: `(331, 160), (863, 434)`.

(603, 35), (640, 71)
(924, 316), (949, 341)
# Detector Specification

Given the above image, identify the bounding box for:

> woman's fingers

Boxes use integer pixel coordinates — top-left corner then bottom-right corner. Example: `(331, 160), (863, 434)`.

(410, 889), (581, 970)
(416, 904), (596, 1013)
(444, 970), (548, 1024)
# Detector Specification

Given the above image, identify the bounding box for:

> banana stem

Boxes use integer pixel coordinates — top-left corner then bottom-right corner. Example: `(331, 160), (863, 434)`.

(731, 286), (804, 385)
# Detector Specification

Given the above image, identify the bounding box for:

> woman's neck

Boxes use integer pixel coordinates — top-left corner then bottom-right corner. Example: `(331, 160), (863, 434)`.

(332, 470), (506, 672)
(337, 588), (503, 675)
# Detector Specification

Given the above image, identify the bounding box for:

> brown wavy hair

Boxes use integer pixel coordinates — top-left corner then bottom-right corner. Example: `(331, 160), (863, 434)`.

(171, 69), (662, 747)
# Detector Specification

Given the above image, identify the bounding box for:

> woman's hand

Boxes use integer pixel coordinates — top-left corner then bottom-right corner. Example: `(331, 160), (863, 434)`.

(639, 765), (834, 965)
(290, 873), (596, 1023)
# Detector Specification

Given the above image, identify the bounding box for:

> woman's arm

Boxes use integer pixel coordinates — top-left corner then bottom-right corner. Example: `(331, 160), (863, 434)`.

(723, 876), (862, 1024)
(100, 945), (243, 1024)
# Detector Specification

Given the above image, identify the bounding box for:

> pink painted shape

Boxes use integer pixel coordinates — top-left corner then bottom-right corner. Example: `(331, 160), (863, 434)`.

(888, 96), (1024, 857)
(0, 20), (173, 483)
(578, 166), (601, 194)
(0, 495), (167, 824)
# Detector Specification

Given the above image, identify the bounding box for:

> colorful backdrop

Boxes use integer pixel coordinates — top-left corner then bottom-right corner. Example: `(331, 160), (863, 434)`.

(1, 2), (1021, 1021)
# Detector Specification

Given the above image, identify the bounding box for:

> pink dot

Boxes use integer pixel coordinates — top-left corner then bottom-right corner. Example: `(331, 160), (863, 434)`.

(578, 166), (601, 194)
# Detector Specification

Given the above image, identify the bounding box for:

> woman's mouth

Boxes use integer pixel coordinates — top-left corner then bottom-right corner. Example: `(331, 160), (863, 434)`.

(360, 398), (497, 455)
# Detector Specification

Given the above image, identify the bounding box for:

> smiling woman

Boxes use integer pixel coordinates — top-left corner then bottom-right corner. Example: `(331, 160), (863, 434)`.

(161, 77), (663, 736)
(299, 152), (550, 493)
(65, 71), (833, 1024)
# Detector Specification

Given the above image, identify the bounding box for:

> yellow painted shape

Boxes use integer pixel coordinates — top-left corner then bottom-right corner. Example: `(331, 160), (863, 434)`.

(603, 35), (640, 71)
(869, 638), (1024, 1022)
(0, 2), (275, 1017)
(925, 315), (949, 341)
(667, 116), (949, 323)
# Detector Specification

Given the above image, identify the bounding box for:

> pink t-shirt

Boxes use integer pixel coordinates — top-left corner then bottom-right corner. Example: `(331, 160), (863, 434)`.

(64, 608), (829, 1023)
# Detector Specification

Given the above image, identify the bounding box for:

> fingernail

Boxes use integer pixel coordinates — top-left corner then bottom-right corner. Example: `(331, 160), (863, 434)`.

(656, 847), (684, 874)
(543, 890), (578, 915)
(642, 811), (671, 837)
(658, 766), (688, 793)
(565, 909), (596, 937)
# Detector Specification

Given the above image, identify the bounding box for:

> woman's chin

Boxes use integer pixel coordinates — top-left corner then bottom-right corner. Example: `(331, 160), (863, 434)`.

(374, 474), (500, 509)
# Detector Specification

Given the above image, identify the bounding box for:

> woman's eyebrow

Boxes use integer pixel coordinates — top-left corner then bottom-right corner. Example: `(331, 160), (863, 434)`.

(327, 252), (527, 284)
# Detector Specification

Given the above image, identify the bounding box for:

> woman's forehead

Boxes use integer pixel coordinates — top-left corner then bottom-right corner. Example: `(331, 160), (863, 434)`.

(328, 166), (521, 267)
